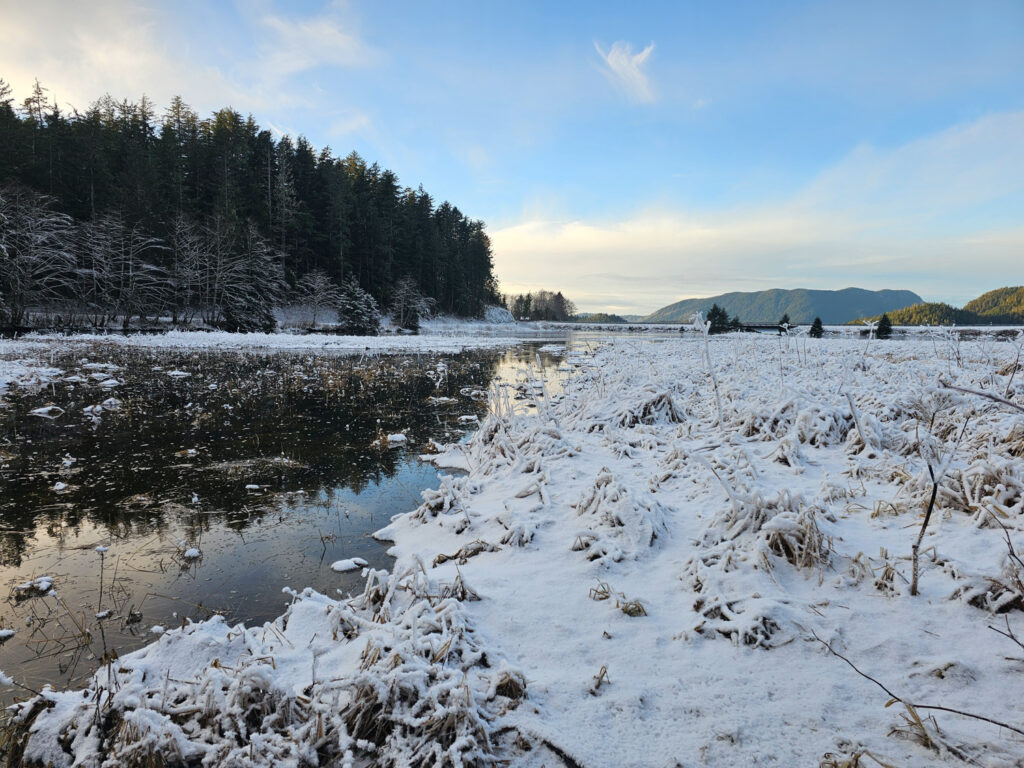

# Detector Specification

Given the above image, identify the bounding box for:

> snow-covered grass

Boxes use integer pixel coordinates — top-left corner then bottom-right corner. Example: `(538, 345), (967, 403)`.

(4, 333), (1024, 766)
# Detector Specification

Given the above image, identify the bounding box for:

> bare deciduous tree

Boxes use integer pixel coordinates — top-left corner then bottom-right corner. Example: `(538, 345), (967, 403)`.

(75, 211), (169, 328)
(293, 268), (341, 327)
(0, 184), (75, 327)
(390, 275), (434, 331)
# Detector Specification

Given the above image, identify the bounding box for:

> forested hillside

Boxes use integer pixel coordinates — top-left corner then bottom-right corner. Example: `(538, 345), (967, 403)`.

(855, 287), (1024, 326)
(642, 287), (922, 324)
(963, 286), (1024, 321)
(859, 302), (975, 326)
(0, 78), (498, 330)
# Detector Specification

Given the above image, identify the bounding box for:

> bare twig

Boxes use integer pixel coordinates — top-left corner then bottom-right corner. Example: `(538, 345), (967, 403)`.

(811, 631), (1024, 737)
(988, 616), (1024, 654)
(939, 383), (1024, 415)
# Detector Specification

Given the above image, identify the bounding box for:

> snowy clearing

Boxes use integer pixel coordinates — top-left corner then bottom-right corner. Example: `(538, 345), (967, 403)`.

(4, 333), (1024, 766)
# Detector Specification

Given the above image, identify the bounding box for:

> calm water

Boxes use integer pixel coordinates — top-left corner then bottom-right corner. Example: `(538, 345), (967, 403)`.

(0, 339), (569, 701)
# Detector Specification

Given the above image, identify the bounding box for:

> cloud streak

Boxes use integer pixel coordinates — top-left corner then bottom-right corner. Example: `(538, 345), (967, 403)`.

(259, 11), (378, 77)
(595, 41), (656, 103)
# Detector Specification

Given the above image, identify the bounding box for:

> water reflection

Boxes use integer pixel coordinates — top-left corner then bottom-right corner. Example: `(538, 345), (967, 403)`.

(0, 340), (566, 700)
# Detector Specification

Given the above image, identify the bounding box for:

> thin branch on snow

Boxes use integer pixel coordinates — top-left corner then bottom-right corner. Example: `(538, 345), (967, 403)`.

(810, 631), (1024, 737)
(939, 382), (1024, 415)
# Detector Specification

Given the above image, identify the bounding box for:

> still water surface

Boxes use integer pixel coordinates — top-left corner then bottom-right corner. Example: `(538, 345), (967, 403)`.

(0, 339), (569, 701)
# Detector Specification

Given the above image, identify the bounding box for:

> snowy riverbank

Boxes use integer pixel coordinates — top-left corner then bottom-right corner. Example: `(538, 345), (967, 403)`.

(4, 332), (1024, 766)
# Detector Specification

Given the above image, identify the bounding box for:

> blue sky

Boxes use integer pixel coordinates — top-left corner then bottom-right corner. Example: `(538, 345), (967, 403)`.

(3, 0), (1023, 314)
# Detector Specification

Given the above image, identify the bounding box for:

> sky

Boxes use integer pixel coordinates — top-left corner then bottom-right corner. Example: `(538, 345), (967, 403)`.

(2, 0), (1023, 315)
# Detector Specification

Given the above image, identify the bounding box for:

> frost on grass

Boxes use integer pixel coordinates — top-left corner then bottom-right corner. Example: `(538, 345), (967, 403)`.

(4, 567), (525, 768)
(8, 333), (1024, 766)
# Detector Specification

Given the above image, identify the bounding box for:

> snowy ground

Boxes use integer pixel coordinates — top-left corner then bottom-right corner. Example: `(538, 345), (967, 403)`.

(4, 332), (1024, 767)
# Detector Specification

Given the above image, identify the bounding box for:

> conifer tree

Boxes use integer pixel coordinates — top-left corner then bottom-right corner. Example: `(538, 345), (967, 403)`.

(336, 277), (380, 335)
(809, 317), (824, 338)
(876, 312), (893, 339)
(706, 303), (730, 334)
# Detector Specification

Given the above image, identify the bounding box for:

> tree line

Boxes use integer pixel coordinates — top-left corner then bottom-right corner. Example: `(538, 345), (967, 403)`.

(0, 78), (499, 330)
(503, 290), (577, 321)
(700, 304), (833, 337)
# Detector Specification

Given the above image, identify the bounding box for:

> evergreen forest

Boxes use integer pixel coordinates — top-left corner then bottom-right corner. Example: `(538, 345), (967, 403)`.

(0, 79), (499, 331)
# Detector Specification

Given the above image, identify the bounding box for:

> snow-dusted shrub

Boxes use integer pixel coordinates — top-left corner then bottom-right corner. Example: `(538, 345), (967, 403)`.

(5, 564), (523, 768)
(952, 455), (1024, 524)
(793, 404), (853, 447)
(762, 506), (832, 571)
(616, 388), (687, 427)
(571, 468), (667, 564)
(739, 399), (797, 440)
(692, 595), (788, 649)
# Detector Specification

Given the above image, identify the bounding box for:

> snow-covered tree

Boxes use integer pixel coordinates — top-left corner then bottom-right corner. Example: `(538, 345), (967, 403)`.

(293, 268), (341, 327)
(167, 215), (205, 324)
(219, 223), (285, 332)
(75, 212), (168, 328)
(336, 277), (380, 335)
(389, 275), (434, 332)
(0, 184), (75, 326)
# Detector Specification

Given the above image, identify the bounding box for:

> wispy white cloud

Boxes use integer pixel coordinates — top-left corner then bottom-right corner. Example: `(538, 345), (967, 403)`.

(594, 41), (656, 103)
(259, 11), (378, 76)
(328, 111), (374, 141)
(493, 110), (1024, 313)
(0, 0), (246, 114)
(0, 0), (378, 117)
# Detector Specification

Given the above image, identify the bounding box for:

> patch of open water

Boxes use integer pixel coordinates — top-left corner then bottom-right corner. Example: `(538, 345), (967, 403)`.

(0, 337), (574, 702)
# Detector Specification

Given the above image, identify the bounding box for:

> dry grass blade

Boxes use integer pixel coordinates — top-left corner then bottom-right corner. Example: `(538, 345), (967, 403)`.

(619, 599), (647, 617)
(589, 665), (610, 695)
(819, 749), (899, 768)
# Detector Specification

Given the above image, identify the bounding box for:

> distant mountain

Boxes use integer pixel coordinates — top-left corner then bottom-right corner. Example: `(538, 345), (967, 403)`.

(642, 288), (924, 325)
(855, 286), (1024, 326)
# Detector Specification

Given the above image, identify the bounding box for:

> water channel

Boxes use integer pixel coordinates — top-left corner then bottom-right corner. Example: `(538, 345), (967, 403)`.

(0, 338), (574, 702)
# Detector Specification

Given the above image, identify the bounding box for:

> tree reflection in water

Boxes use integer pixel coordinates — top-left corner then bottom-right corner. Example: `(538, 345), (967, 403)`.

(0, 342), (565, 700)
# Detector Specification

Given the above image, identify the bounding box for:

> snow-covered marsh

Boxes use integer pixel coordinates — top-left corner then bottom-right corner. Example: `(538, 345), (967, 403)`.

(3, 328), (545, 355)
(5, 333), (1024, 766)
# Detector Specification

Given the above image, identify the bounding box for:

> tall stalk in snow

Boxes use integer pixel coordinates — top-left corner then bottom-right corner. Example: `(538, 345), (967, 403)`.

(910, 416), (969, 596)
(694, 312), (724, 426)
(860, 319), (877, 369)
(1004, 330), (1024, 398)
